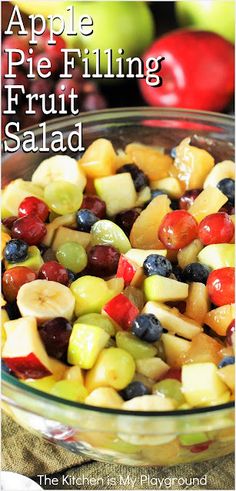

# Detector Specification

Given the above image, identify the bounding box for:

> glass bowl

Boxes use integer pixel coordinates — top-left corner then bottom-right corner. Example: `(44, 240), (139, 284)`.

(1, 108), (235, 466)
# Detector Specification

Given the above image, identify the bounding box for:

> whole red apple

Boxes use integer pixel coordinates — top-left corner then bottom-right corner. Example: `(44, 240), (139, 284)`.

(139, 29), (234, 111)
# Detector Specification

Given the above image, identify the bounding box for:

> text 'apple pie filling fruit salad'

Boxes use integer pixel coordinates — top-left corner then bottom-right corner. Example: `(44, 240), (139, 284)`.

(1, 137), (235, 412)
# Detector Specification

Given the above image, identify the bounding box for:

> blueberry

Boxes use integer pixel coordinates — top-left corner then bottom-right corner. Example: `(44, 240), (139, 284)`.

(170, 147), (177, 159)
(217, 178), (235, 205)
(120, 381), (150, 401)
(132, 313), (163, 343)
(4, 239), (28, 263)
(218, 356), (235, 369)
(67, 269), (76, 285)
(76, 209), (99, 232)
(117, 163), (149, 192)
(182, 263), (210, 284)
(143, 254), (172, 278)
(170, 199), (179, 210)
(172, 264), (183, 282)
(150, 189), (166, 200)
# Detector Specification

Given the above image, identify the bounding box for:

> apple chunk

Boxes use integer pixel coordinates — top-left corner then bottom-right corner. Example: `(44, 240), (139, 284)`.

(95, 173), (137, 216)
(125, 248), (167, 266)
(144, 275), (188, 302)
(2, 317), (52, 379)
(67, 323), (109, 369)
(182, 363), (229, 407)
(116, 255), (139, 286)
(103, 293), (139, 331)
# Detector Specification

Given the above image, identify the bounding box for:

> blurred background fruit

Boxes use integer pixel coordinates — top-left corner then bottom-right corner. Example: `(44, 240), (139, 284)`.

(176, 0), (235, 44)
(1, 0), (235, 135)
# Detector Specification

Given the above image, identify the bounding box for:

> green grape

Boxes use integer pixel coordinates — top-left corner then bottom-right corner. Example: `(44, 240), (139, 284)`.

(91, 220), (131, 253)
(70, 276), (117, 316)
(76, 313), (115, 336)
(51, 380), (88, 402)
(152, 379), (185, 406)
(56, 242), (87, 273)
(44, 181), (83, 215)
(116, 332), (157, 360)
(86, 347), (136, 391)
(179, 432), (209, 446)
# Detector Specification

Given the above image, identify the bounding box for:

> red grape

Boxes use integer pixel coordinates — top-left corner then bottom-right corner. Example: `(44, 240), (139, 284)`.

(81, 92), (107, 112)
(12, 215), (47, 245)
(38, 261), (69, 285)
(2, 216), (17, 230)
(179, 189), (201, 210)
(115, 209), (140, 237)
(198, 212), (234, 245)
(3, 267), (37, 302)
(206, 267), (235, 306)
(87, 245), (120, 277)
(158, 210), (198, 250)
(55, 79), (81, 105)
(18, 196), (49, 222)
(81, 195), (106, 219)
(39, 317), (72, 360)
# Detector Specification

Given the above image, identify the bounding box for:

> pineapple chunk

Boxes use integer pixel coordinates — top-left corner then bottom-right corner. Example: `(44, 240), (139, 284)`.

(52, 226), (90, 251)
(130, 194), (171, 249)
(177, 239), (203, 269)
(67, 323), (110, 369)
(188, 187), (228, 223)
(49, 358), (67, 380)
(144, 275), (188, 302)
(79, 138), (116, 178)
(185, 283), (210, 324)
(173, 137), (214, 190)
(179, 333), (222, 366)
(218, 365), (235, 391)
(143, 301), (202, 339)
(95, 173), (137, 216)
(182, 363), (229, 407)
(203, 160), (235, 189)
(125, 143), (172, 181)
(151, 177), (183, 199)
(136, 357), (170, 381)
(198, 244), (235, 269)
(204, 304), (235, 336)
(85, 387), (123, 409)
(161, 333), (191, 367)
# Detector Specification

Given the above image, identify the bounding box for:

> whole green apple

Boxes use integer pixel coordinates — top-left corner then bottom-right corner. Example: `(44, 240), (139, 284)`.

(75, 1), (155, 73)
(176, 0), (235, 43)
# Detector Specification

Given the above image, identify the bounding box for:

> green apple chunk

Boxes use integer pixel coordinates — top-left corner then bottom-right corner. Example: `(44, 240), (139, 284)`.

(68, 323), (110, 369)
(116, 332), (157, 359)
(70, 276), (121, 316)
(95, 173), (137, 217)
(182, 362), (229, 407)
(91, 220), (131, 253)
(85, 347), (136, 392)
(75, 313), (116, 336)
(1, 179), (43, 218)
(198, 244), (235, 269)
(144, 275), (188, 302)
(143, 302), (202, 339)
(5, 246), (44, 273)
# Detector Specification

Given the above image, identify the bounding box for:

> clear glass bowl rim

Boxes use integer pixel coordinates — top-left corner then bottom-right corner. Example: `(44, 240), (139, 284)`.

(1, 106), (235, 418)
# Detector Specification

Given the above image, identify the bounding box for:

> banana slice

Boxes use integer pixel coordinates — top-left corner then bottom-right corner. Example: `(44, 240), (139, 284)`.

(32, 155), (87, 190)
(17, 280), (75, 323)
(118, 395), (177, 445)
(203, 160), (235, 189)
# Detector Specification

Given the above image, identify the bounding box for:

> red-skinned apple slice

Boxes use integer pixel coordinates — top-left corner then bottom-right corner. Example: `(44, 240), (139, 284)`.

(116, 255), (138, 286)
(102, 293), (139, 331)
(2, 317), (52, 379)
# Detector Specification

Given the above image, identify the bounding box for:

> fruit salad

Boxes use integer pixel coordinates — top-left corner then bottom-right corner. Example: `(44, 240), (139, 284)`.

(1, 137), (235, 420)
